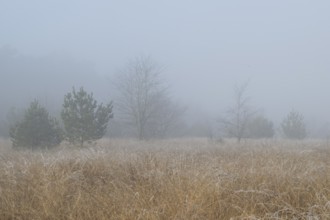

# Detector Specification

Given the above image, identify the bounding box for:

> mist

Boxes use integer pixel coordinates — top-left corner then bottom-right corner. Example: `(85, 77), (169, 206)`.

(1, 0), (330, 138)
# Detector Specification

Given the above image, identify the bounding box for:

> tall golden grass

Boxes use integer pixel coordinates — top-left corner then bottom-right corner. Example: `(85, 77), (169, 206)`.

(0, 138), (329, 219)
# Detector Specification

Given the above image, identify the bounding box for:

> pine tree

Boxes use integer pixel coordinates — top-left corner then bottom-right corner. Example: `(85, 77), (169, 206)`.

(61, 87), (113, 147)
(10, 100), (63, 149)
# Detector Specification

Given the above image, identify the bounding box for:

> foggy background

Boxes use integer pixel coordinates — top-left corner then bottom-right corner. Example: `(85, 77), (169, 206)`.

(1, 0), (330, 138)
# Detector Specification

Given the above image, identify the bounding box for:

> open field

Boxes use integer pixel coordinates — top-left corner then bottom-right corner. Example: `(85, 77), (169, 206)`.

(0, 138), (329, 219)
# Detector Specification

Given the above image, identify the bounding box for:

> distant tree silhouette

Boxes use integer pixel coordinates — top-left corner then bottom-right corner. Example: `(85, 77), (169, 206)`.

(115, 56), (185, 140)
(220, 82), (255, 142)
(281, 110), (307, 139)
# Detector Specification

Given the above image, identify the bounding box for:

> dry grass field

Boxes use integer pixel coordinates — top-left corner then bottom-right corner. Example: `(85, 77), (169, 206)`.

(0, 138), (329, 219)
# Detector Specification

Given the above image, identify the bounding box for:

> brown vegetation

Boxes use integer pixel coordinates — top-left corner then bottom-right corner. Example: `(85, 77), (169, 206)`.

(0, 139), (329, 219)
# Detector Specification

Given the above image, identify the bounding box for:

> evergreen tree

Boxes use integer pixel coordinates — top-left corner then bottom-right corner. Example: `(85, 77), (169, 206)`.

(10, 100), (63, 149)
(61, 87), (113, 147)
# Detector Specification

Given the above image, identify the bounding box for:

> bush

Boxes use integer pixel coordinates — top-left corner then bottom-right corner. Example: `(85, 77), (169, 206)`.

(246, 115), (275, 139)
(10, 100), (63, 149)
(61, 87), (113, 147)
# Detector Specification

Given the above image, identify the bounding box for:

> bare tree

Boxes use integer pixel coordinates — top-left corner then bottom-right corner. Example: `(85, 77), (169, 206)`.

(220, 82), (255, 143)
(281, 110), (307, 139)
(114, 56), (184, 140)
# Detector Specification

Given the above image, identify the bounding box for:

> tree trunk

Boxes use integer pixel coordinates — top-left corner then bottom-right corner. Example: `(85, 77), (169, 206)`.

(80, 137), (84, 148)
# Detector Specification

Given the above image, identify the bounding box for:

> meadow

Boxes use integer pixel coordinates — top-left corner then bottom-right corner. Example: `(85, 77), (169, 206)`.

(0, 138), (329, 219)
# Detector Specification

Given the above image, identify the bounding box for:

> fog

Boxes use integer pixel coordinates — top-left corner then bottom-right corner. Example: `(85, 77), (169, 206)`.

(1, 1), (330, 138)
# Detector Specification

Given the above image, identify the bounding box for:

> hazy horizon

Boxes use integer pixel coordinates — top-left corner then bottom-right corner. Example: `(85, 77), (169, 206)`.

(1, 0), (330, 137)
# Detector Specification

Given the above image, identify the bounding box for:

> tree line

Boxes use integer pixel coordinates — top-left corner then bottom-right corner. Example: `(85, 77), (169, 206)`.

(8, 56), (307, 149)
